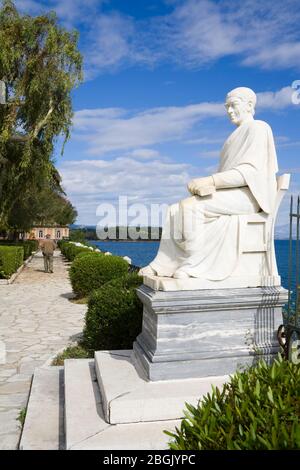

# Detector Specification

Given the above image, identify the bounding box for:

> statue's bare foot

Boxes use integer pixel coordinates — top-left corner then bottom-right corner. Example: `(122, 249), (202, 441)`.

(139, 265), (157, 276)
(173, 270), (190, 279)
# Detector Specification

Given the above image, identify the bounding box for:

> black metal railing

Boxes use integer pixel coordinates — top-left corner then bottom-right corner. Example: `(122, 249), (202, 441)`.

(278, 196), (300, 362)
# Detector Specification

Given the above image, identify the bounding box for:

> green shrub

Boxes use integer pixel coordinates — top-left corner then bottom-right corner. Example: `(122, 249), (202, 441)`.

(166, 355), (300, 450)
(69, 229), (86, 243)
(21, 243), (30, 260)
(61, 242), (91, 261)
(74, 251), (103, 260)
(0, 240), (38, 260)
(59, 240), (70, 257)
(83, 273), (143, 351)
(0, 246), (24, 278)
(21, 240), (39, 259)
(57, 239), (67, 250)
(69, 253), (129, 297)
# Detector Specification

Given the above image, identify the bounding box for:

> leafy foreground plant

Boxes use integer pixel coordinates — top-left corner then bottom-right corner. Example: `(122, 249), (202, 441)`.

(165, 355), (300, 450)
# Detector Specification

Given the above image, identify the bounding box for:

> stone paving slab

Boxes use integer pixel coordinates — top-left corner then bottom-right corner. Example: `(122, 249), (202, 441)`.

(19, 367), (64, 450)
(0, 251), (86, 450)
(64, 359), (178, 450)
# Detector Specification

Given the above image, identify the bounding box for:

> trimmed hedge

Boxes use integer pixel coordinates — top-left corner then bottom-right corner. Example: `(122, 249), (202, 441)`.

(69, 253), (129, 297)
(73, 251), (103, 262)
(0, 246), (24, 278)
(60, 242), (92, 261)
(166, 355), (300, 450)
(83, 273), (143, 351)
(57, 239), (66, 250)
(22, 240), (39, 259)
(0, 240), (38, 260)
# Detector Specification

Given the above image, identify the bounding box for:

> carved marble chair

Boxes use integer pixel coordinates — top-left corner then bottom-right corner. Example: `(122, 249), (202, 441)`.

(235, 173), (290, 286)
(144, 173), (291, 291)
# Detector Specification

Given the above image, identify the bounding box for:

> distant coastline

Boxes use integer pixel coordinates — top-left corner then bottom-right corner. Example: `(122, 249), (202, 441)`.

(88, 238), (290, 242)
(89, 239), (161, 242)
(71, 224), (291, 241)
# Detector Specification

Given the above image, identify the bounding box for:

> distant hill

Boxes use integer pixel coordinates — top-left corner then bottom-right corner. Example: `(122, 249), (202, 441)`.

(70, 225), (162, 240)
(71, 224), (290, 240)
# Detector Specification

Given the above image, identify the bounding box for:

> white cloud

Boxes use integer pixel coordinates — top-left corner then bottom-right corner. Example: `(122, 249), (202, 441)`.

(72, 86), (297, 156)
(256, 87), (295, 110)
(185, 137), (226, 145)
(16, 0), (100, 26)
(14, 0), (44, 14)
(51, 0), (99, 27)
(59, 155), (196, 225)
(199, 150), (220, 159)
(243, 42), (300, 70)
(73, 101), (224, 155)
(15, 0), (300, 77)
(164, 0), (300, 71)
(128, 149), (161, 159)
(61, 157), (192, 198)
(161, 0), (241, 66)
(84, 13), (136, 79)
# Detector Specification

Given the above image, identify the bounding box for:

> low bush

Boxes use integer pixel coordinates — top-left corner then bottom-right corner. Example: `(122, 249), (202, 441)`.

(166, 355), (300, 450)
(0, 240), (38, 260)
(0, 246), (24, 278)
(69, 253), (129, 297)
(22, 240), (39, 259)
(83, 273), (143, 351)
(60, 242), (91, 261)
(57, 239), (67, 250)
(74, 251), (103, 260)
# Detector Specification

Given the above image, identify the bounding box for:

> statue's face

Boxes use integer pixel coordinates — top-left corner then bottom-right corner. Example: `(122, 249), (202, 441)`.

(225, 96), (253, 126)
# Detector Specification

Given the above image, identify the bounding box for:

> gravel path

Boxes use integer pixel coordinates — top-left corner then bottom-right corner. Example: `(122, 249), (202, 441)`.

(0, 251), (86, 450)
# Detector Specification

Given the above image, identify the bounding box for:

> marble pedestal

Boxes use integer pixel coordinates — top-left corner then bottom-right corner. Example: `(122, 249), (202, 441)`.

(132, 285), (288, 381)
(95, 350), (229, 425)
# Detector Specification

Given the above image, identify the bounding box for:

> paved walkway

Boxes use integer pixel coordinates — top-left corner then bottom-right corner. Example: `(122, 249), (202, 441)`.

(0, 251), (86, 450)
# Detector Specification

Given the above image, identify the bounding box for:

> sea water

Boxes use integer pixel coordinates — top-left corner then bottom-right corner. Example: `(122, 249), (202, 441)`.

(91, 239), (292, 291)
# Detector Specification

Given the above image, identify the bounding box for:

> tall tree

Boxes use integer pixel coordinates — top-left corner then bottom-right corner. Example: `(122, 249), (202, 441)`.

(0, 0), (82, 228)
(7, 173), (78, 232)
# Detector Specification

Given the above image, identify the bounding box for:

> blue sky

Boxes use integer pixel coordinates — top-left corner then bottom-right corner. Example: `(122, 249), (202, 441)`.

(16, 0), (300, 231)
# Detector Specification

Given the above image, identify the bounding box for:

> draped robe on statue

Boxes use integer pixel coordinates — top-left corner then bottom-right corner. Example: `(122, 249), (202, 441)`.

(149, 120), (278, 280)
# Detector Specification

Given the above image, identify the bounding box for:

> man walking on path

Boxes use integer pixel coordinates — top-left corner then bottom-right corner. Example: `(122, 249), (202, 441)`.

(40, 234), (56, 273)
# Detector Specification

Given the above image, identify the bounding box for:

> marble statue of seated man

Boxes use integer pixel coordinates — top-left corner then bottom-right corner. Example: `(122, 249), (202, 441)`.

(139, 87), (278, 281)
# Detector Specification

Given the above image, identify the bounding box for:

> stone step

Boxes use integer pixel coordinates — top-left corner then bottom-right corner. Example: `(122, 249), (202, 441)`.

(19, 367), (64, 450)
(64, 358), (180, 450)
(95, 350), (229, 424)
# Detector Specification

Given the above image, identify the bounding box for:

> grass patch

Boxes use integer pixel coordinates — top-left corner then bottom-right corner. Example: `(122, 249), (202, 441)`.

(51, 344), (92, 366)
(69, 296), (88, 304)
(17, 407), (27, 428)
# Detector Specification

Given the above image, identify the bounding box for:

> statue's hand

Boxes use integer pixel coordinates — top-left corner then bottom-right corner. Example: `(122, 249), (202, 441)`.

(187, 176), (215, 195)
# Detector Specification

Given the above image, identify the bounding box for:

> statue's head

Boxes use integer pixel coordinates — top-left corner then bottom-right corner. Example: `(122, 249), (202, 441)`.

(225, 87), (256, 126)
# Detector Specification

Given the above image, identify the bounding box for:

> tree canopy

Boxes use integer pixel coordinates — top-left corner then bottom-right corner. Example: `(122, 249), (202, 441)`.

(0, 0), (82, 230)
(7, 177), (78, 231)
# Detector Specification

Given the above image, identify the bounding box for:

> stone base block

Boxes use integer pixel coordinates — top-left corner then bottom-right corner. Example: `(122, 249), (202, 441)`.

(95, 350), (228, 425)
(144, 274), (281, 291)
(134, 285), (288, 381)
